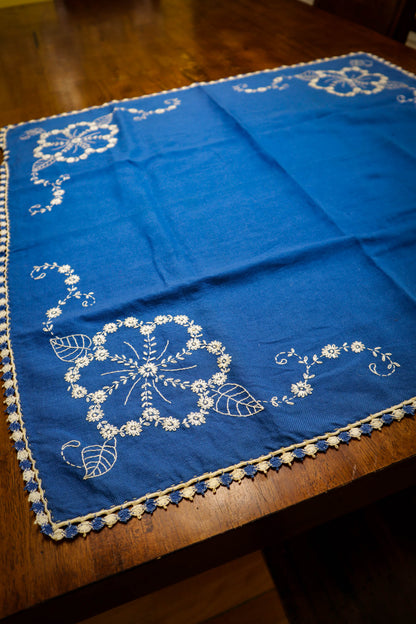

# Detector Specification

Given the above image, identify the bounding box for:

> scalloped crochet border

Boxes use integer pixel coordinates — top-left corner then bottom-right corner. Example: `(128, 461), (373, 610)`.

(1, 53), (416, 540)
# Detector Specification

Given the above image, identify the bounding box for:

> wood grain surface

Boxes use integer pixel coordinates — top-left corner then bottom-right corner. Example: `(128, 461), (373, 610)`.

(0, 0), (415, 621)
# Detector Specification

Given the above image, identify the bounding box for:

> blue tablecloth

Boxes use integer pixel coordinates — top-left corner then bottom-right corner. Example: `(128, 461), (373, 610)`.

(1, 53), (415, 539)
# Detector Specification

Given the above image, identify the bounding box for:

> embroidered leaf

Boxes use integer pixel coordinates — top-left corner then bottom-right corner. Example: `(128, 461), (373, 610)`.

(296, 70), (319, 81)
(33, 157), (56, 173)
(212, 383), (264, 417)
(349, 59), (373, 68)
(50, 334), (92, 362)
(385, 80), (410, 90)
(82, 438), (117, 479)
(20, 127), (44, 140)
(94, 112), (114, 126)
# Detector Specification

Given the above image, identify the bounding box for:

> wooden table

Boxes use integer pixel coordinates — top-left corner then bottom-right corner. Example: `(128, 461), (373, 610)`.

(1, 1), (415, 621)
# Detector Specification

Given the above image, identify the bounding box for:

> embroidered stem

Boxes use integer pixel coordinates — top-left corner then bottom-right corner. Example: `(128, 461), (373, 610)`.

(271, 340), (400, 407)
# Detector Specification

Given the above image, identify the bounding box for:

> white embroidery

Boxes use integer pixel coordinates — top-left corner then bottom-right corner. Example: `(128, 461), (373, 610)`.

(233, 76), (289, 93)
(31, 262), (401, 479)
(291, 380), (313, 398)
(32, 265), (263, 479)
(61, 439), (117, 479)
(271, 341), (400, 407)
(234, 58), (414, 99)
(21, 99), (181, 215)
(295, 65), (390, 97)
(33, 120), (118, 163)
(321, 344), (341, 359)
(31, 263), (95, 335)
(113, 98), (180, 121)
(397, 90), (416, 105)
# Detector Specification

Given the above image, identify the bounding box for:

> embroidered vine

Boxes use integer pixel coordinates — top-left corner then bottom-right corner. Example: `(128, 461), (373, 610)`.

(271, 341), (400, 407)
(397, 90), (416, 105)
(233, 58), (415, 99)
(30, 263), (95, 335)
(20, 98), (181, 215)
(32, 265), (263, 479)
(233, 76), (289, 94)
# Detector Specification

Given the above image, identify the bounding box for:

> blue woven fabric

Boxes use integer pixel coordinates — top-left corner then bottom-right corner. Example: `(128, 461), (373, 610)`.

(1, 53), (416, 538)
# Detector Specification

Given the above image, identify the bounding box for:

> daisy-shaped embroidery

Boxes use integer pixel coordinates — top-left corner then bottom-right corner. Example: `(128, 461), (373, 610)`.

(303, 67), (388, 97)
(34, 121), (118, 163)
(290, 380), (313, 398)
(321, 344), (341, 359)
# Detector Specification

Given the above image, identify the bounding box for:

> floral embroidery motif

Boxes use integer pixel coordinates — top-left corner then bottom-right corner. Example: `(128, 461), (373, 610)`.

(33, 120), (118, 164)
(32, 265), (263, 479)
(295, 65), (392, 97)
(30, 261), (402, 477)
(233, 76), (289, 94)
(112, 99), (180, 121)
(233, 59), (413, 99)
(271, 342), (400, 407)
(30, 263), (95, 335)
(20, 99), (181, 215)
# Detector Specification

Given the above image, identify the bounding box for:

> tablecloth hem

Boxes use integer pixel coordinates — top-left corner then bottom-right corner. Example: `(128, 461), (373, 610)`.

(5, 368), (415, 540)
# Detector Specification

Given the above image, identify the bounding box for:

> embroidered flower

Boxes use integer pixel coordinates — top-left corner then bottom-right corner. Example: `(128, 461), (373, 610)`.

(304, 67), (388, 97)
(103, 322), (118, 333)
(93, 333), (106, 346)
(123, 420), (142, 436)
(291, 380), (313, 398)
(197, 395), (214, 411)
(207, 340), (223, 354)
(174, 315), (189, 325)
(138, 362), (158, 378)
(64, 274), (80, 285)
(75, 354), (93, 368)
(64, 368), (80, 383)
(351, 341), (365, 353)
(88, 389), (107, 404)
(99, 422), (118, 440)
(217, 354), (232, 370)
(210, 372), (227, 386)
(58, 265), (71, 274)
(124, 316), (139, 328)
(140, 322), (156, 336)
(186, 338), (201, 351)
(142, 407), (160, 422)
(34, 121), (118, 163)
(86, 405), (104, 422)
(154, 315), (169, 325)
(94, 347), (109, 361)
(71, 384), (87, 399)
(46, 306), (62, 319)
(187, 411), (206, 426)
(321, 344), (341, 359)
(187, 324), (202, 337)
(191, 379), (208, 394)
(162, 417), (180, 431)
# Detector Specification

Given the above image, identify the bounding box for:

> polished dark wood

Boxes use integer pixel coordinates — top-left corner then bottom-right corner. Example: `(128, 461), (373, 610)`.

(265, 486), (416, 623)
(77, 551), (287, 624)
(315, 0), (416, 42)
(1, 1), (416, 621)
